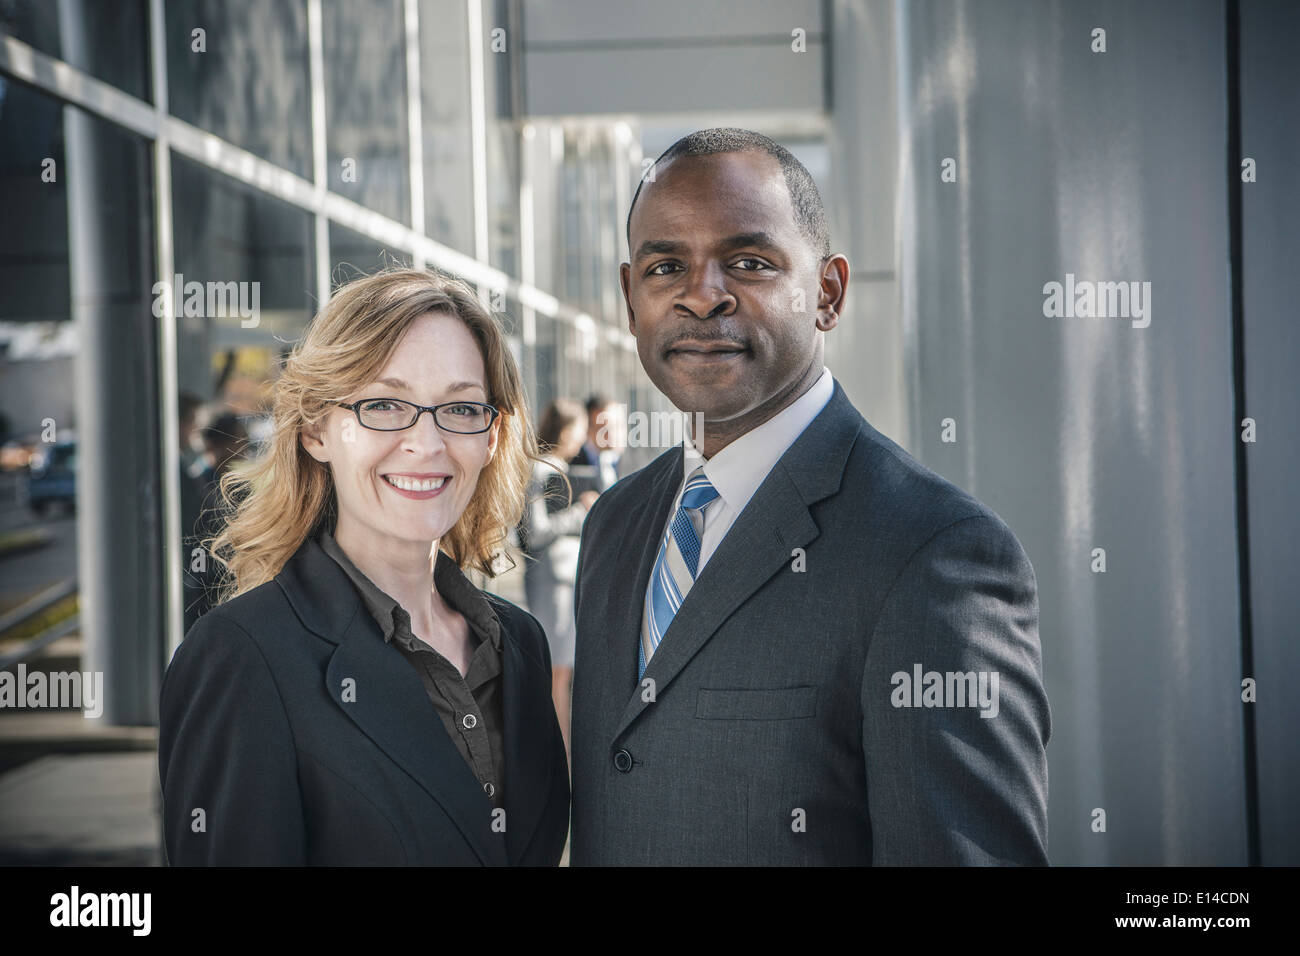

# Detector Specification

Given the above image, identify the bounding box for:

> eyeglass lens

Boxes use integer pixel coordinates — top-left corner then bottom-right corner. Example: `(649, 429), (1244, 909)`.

(356, 399), (491, 433)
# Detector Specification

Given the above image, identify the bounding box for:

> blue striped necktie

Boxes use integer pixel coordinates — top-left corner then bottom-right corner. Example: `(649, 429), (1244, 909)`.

(639, 465), (719, 678)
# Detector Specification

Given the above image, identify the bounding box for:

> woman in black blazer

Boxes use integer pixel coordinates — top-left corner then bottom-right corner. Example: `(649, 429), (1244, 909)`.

(158, 269), (569, 865)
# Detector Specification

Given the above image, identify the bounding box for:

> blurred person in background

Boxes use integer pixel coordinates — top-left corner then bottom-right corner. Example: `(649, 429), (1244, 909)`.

(178, 392), (204, 475)
(519, 397), (598, 761)
(182, 411), (250, 626)
(568, 393), (624, 494)
(178, 391), (209, 633)
(195, 412), (249, 494)
(159, 268), (569, 865)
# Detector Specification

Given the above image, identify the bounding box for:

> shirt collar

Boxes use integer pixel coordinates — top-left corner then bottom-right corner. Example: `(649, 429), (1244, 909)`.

(682, 366), (834, 512)
(317, 529), (502, 651)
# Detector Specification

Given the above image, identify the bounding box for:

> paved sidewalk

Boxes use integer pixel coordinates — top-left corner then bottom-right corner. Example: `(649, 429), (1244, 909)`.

(0, 546), (540, 867)
(0, 751), (162, 866)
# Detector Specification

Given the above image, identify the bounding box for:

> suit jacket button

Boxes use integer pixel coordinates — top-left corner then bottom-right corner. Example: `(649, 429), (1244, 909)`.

(613, 749), (633, 773)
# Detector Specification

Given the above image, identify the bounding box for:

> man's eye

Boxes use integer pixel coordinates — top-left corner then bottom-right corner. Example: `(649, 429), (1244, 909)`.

(733, 258), (769, 271)
(647, 262), (680, 276)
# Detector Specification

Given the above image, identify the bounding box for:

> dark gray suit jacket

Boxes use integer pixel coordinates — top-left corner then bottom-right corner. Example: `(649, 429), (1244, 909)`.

(159, 535), (570, 865)
(571, 381), (1050, 865)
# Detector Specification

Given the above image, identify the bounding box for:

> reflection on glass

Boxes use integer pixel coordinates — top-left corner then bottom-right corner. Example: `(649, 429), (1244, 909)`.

(166, 0), (312, 178)
(532, 311), (559, 418)
(171, 150), (314, 422)
(323, 0), (409, 224)
(171, 153), (313, 628)
(0, 0), (151, 101)
(0, 79), (73, 567)
(171, 155), (314, 305)
(486, 123), (521, 277)
(329, 222), (412, 283)
(0, 89), (161, 730)
(0, 79), (70, 323)
(419, 0), (474, 256)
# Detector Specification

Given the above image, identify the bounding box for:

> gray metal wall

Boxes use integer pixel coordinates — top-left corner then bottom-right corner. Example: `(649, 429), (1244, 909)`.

(520, 0), (826, 116)
(827, 0), (906, 444)
(871, 0), (1300, 864)
(1240, 0), (1300, 867)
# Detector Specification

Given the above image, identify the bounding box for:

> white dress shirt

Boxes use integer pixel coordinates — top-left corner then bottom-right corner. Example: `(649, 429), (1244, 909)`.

(598, 449), (620, 491)
(659, 366), (835, 576)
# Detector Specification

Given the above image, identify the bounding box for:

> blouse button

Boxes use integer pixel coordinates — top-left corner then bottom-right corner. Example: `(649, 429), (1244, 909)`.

(462, 713), (477, 730)
(483, 782), (495, 797)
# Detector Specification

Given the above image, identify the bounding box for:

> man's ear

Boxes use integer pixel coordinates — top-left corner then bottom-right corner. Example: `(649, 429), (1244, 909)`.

(620, 262), (636, 334)
(300, 419), (330, 463)
(816, 253), (850, 332)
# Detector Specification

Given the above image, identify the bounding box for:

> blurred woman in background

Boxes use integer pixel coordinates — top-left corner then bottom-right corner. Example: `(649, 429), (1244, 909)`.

(519, 397), (597, 761)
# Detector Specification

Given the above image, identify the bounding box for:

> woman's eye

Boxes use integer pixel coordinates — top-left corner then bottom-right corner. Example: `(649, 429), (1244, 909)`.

(362, 400), (399, 411)
(447, 404), (478, 416)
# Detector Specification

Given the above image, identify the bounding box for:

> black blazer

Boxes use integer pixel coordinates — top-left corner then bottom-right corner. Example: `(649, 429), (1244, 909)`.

(158, 535), (570, 865)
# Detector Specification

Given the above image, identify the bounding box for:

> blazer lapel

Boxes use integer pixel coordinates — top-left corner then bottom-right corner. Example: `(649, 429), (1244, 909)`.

(611, 382), (863, 741)
(279, 538), (506, 866)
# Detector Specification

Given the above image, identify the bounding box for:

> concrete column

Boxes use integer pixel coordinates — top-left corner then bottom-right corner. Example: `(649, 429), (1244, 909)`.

(61, 0), (164, 725)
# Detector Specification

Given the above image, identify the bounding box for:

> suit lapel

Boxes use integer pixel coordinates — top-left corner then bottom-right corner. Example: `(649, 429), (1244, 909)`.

(602, 447), (686, 706)
(611, 382), (863, 741)
(279, 538), (506, 866)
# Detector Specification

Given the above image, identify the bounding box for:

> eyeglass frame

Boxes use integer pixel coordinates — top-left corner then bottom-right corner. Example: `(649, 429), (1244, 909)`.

(335, 398), (501, 434)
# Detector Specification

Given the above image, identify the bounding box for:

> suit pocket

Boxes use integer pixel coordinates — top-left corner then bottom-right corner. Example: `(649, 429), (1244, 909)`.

(695, 686), (817, 720)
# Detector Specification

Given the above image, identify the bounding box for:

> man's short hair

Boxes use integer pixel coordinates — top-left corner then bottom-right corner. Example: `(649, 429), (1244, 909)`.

(626, 127), (830, 258)
(585, 393), (612, 417)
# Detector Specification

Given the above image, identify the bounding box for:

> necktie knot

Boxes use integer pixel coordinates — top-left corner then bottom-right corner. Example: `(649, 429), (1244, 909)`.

(680, 467), (718, 512)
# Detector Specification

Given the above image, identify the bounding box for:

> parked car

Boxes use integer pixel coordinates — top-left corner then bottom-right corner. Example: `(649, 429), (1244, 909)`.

(0, 440), (35, 471)
(27, 440), (76, 515)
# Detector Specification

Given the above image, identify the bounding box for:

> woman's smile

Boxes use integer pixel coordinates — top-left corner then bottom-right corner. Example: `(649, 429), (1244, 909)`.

(381, 471), (452, 499)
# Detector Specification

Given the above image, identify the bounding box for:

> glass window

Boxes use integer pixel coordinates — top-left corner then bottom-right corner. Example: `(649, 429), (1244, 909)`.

(171, 152), (315, 406)
(532, 311), (559, 416)
(486, 122), (519, 276)
(560, 153), (583, 306)
(322, 0), (410, 225)
(482, 0), (518, 276)
(0, 79), (72, 543)
(329, 222), (413, 283)
(0, 89), (160, 714)
(166, 0), (312, 179)
(419, 0), (474, 256)
(171, 153), (314, 628)
(170, 153), (317, 374)
(0, 0), (151, 101)
(0, 79), (69, 323)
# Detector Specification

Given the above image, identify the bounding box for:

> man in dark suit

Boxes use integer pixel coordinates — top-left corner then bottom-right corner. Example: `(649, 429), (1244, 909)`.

(570, 128), (1051, 865)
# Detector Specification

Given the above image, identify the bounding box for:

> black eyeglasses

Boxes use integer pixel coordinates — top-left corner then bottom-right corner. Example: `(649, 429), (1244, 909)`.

(337, 398), (499, 434)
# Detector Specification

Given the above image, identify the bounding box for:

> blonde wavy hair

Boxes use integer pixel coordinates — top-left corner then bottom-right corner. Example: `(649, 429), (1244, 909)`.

(206, 268), (538, 602)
